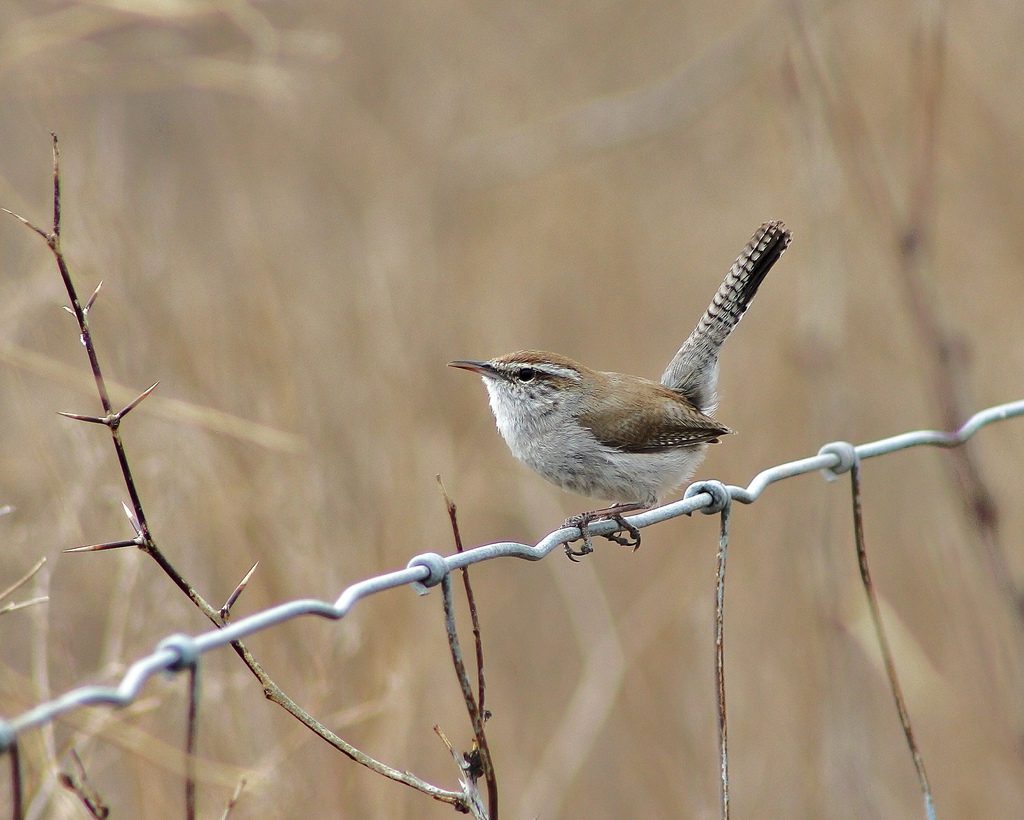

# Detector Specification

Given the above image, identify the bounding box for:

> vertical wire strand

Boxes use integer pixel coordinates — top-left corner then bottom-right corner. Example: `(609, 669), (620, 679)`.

(185, 665), (200, 820)
(849, 460), (936, 820)
(9, 741), (22, 820)
(715, 502), (732, 820)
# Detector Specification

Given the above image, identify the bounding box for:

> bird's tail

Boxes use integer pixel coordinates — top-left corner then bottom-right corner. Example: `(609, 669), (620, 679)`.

(660, 220), (791, 411)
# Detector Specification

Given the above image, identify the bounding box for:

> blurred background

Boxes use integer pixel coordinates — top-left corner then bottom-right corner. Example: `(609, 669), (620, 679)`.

(1, 1), (1022, 817)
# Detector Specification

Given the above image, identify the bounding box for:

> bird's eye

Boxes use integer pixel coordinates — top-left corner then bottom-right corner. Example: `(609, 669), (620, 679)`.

(517, 367), (537, 382)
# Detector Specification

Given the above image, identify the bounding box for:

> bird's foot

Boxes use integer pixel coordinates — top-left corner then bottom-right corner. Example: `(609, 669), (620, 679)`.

(563, 503), (644, 560)
(603, 513), (641, 550)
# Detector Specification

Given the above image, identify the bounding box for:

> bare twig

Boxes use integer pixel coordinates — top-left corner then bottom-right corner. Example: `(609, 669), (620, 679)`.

(57, 749), (109, 819)
(849, 460), (936, 820)
(441, 574), (498, 819)
(0, 557), (46, 604)
(433, 723), (456, 756)
(437, 476), (487, 715)
(434, 724), (486, 819)
(50, 131), (60, 237)
(0, 597), (49, 617)
(220, 777), (247, 820)
(6, 135), (180, 598)
(220, 562), (259, 621)
(2, 135), (466, 812)
(0, 558), (48, 617)
(437, 477), (496, 815)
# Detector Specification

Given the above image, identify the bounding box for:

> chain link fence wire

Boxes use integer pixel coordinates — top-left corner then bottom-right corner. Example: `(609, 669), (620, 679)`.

(1, 397), (1022, 815)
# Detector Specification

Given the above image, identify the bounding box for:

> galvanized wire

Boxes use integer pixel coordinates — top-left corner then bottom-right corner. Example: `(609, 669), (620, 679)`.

(1, 397), (1022, 751)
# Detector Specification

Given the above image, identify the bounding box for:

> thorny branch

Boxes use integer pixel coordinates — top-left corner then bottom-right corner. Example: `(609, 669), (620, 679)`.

(437, 477), (488, 717)
(434, 725), (486, 819)
(438, 477), (498, 817)
(1, 135), (467, 813)
(58, 749), (109, 819)
(441, 574), (498, 819)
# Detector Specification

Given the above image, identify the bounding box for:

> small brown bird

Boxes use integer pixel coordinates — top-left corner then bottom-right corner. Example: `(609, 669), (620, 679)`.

(451, 221), (791, 558)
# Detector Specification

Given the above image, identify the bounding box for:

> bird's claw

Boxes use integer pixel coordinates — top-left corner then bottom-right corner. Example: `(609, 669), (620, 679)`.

(603, 514), (642, 550)
(563, 510), (642, 560)
(563, 513), (594, 561)
(564, 538), (593, 562)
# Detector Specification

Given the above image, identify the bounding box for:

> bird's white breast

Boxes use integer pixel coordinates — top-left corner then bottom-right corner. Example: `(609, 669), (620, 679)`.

(482, 379), (707, 505)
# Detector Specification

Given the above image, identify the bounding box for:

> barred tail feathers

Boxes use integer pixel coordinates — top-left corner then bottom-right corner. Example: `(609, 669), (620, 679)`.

(660, 220), (791, 411)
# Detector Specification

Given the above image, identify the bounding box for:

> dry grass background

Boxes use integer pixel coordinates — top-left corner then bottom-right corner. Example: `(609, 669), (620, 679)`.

(0, 1), (1022, 817)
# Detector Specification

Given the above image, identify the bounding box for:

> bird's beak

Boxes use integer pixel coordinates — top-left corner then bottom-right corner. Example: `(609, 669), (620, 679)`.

(448, 360), (496, 377)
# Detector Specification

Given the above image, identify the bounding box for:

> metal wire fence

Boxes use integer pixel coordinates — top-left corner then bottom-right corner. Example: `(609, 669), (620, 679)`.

(2, 397), (1022, 817)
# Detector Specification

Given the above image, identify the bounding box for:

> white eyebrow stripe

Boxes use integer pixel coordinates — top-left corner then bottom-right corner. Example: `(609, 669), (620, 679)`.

(535, 364), (582, 381)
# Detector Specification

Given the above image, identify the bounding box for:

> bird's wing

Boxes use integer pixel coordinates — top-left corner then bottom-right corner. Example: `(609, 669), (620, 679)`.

(577, 374), (732, 453)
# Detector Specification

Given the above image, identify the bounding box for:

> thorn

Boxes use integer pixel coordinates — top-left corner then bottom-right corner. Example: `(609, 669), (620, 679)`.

(118, 382), (159, 418)
(57, 411), (109, 425)
(121, 501), (141, 535)
(62, 305), (75, 316)
(219, 561), (259, 620)
(85, 280), (103, 312)
(1, 207), (50, 241)
(64, 537), (143, 554)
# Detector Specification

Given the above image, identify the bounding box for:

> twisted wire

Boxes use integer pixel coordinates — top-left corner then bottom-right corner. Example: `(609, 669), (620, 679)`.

(1, 398), (1020, 748)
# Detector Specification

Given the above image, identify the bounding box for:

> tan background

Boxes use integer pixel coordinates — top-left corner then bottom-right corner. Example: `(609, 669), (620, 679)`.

(1, 1), (1023, 817)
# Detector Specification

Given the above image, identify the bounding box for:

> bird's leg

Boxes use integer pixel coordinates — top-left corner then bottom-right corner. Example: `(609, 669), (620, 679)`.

(563, 502), (646, 559)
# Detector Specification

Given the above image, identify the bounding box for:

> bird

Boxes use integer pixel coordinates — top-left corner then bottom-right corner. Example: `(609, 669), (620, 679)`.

(450, 221), (791, 559)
